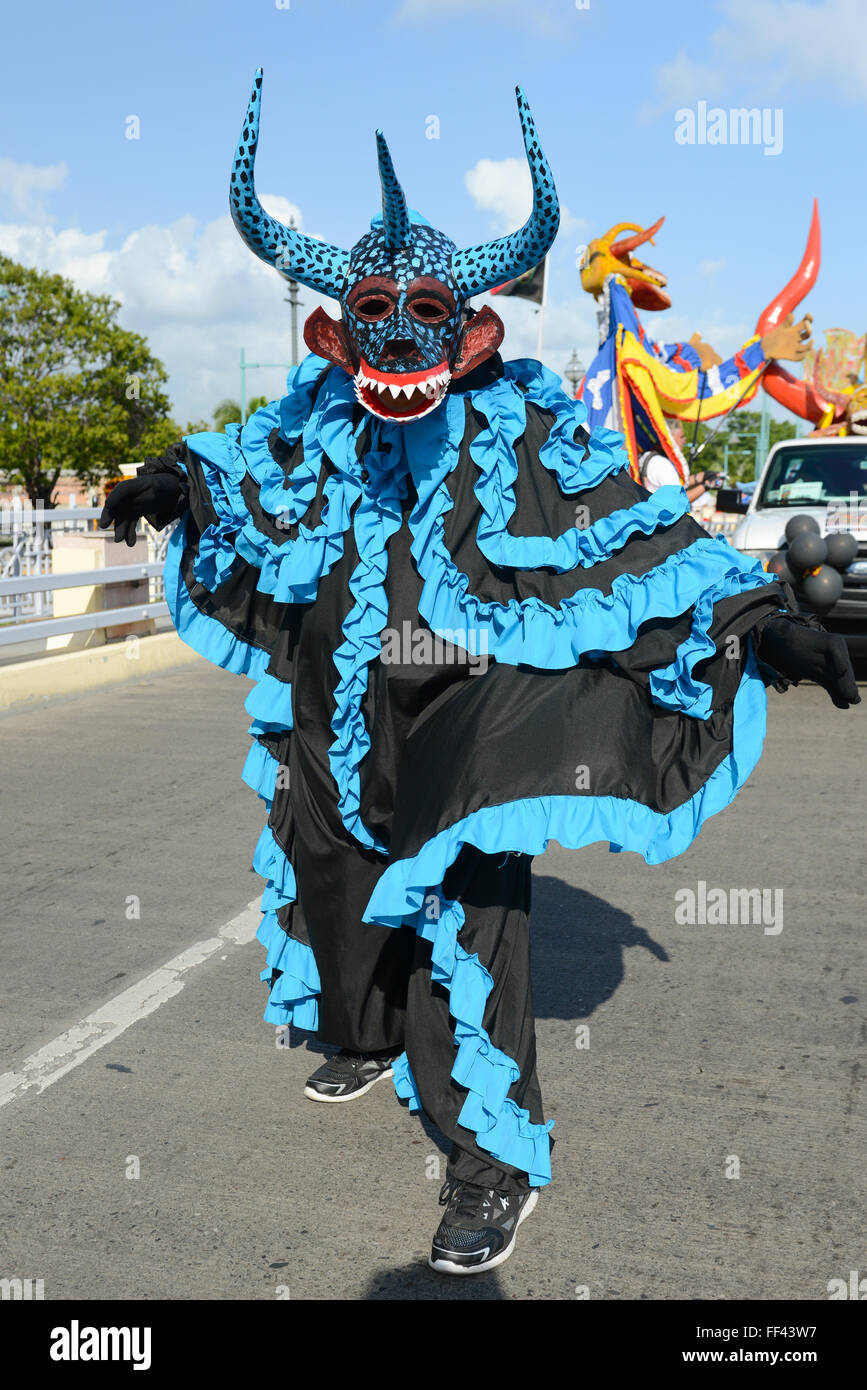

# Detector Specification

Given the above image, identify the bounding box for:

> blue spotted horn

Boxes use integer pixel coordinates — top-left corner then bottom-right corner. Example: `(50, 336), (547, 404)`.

(229, 69), (350, 297)
(375, 130), (411, 251)
(451, 86), (559, 297)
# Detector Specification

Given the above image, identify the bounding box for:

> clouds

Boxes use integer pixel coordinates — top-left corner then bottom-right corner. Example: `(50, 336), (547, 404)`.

(461, 157), (595, 384)
(649, 309), (755, 357)
(464, 155), (584, 238)
(0, 153), (746, 431)
(0, 182), (323, 426)
(652, 52), (724, 112)
(464, 157), (534, 233)
(650, 0), (867, 109)
(0, 158), (68, 222)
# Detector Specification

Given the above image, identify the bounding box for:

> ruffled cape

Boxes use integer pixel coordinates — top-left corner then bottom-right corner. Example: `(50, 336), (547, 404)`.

(162, 352), (787, 1185)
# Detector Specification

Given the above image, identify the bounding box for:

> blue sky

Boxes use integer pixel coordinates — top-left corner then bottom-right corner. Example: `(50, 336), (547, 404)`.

(2, 0), (864, 422)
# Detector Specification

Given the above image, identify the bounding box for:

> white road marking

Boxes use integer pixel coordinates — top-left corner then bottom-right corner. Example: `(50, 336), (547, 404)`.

(0, 900), (261, 1109)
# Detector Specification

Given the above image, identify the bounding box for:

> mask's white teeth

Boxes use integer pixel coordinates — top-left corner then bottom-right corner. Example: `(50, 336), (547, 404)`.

(387, 382), (401, 399)
(401, 382), (416, 399)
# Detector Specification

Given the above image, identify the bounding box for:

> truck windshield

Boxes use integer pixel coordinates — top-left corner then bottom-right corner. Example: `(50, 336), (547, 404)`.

(757, 441), (867, 508)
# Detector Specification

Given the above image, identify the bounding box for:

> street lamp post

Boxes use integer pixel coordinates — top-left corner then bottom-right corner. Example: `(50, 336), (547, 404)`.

(283, 216), (302, 368)
(722, 427), (761, 482)
(284, 279), (301, 367)
(239, 347), (292, 424)
(240, 217), (302, 421)
(564, 350), (585, 399)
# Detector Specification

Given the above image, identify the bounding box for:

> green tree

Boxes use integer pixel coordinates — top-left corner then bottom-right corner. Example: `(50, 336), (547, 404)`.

(212, 399), (242, 432)
(212, 395), (268, 432)
(0, 255), (178, 505)
(685, 410), (800, 483)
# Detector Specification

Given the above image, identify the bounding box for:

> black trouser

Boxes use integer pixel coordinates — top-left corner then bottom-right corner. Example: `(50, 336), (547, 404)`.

(288, 729), (545, 1192)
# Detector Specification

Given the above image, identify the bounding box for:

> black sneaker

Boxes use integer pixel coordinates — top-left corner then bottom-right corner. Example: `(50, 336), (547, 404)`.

(429, 1177), (539, 1275)
(303, 1049), (398, 1103)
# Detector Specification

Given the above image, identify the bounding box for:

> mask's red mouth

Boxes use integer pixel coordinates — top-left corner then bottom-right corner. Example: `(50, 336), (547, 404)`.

(353, 358), (451, 421)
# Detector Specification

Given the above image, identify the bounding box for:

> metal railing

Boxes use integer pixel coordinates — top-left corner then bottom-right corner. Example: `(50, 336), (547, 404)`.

(0, 505), (175, 646)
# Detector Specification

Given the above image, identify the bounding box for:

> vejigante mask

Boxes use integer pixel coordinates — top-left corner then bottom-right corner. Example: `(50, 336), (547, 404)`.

(229, 69), (559, 421)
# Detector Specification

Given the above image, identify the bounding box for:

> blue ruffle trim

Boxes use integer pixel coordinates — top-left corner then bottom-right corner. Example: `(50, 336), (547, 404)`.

(257, 909), (320, 1030)
(404, 401), (771, 710)
(242, 738), (279, 804)
(327, 444), (406, 851)
(241, 672), (320, 1028)
(393, 892), (554, 1187)
(244, 670), (294, 732)
(174, 357), (775, 863)
(183, 363), (363, 606)
(164, 516), (271, 680)
(243, 691), (321, 1030)
(391, 1051), (422, 1107)
(648, 562), (770, 720)
(468, 360), (642, 572)
(400, 368), (775, 717)
(468, 367), (690, 574)
(367, 651), (766, 933)
(367, 651), (766, 1180)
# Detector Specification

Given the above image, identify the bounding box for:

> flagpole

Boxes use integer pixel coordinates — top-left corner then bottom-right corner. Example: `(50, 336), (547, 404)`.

(536, 259), (547, 362)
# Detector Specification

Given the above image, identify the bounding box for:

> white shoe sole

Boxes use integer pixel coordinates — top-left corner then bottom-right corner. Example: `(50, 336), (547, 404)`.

(303, 1066), (394, 1103)
(428, 1188), (539, 1275)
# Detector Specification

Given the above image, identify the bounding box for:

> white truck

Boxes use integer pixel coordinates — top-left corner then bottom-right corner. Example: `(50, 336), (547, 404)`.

(718, 435), (867, 651)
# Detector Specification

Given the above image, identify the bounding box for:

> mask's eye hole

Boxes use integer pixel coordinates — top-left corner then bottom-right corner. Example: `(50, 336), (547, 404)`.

(353, 295), (393, 321)
(409, 297), (451, 323)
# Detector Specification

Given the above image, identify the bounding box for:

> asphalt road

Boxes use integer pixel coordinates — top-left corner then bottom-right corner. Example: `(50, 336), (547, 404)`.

(1, 660), (864, 1302)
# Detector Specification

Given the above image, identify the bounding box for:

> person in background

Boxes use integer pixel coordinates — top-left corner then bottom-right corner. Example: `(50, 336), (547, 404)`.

(638, 419), (719, 503)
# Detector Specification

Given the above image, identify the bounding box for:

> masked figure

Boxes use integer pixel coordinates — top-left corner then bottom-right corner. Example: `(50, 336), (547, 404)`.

(578, 213), (816, 485)
(101, 72), (858, 1276)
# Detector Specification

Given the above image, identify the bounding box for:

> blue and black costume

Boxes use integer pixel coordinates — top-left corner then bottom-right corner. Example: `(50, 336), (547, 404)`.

(109, 72), (824, 1198)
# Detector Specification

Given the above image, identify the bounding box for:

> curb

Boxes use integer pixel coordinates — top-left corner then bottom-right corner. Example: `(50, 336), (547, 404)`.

(1, 631), (202, 711)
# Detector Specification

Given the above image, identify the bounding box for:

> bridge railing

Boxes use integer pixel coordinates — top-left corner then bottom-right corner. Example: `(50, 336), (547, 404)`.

(0, 504), (175, 649)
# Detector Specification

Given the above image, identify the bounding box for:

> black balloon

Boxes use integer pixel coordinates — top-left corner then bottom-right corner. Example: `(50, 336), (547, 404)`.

(766, 550), (796, 584)
(801, 565), (843, 611)
(784, 514), (821, 543)
(787, 531), (827, 576)
(824, 531), (858, 571)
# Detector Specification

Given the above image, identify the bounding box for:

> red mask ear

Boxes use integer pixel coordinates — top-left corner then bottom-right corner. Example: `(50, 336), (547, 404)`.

(303, 308), (357, 376)
(451, 306), (505, 379)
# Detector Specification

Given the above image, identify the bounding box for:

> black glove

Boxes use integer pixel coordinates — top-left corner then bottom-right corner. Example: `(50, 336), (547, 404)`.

(98, 471), (188, 546)
(756, 616), (861, 710)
